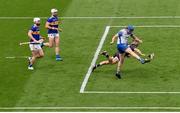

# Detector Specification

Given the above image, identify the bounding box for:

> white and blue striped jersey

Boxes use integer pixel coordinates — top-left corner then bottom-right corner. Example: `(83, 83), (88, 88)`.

(116, 29), (133, 44)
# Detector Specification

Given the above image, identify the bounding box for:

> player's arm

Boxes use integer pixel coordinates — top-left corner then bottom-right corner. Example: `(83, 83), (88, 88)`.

(111, 32), (122, 44)
(58, 19), (63, 32)
(134, 48), (146, 56)
(28, 30), (39, 43)
(110, 35), (118, 44)
(40, 36), (46, 40)
(45, 21), (58, 30)
(45, 21), (62, 32)
(38, 36), (46, 43)
(131, 34), (143, 43)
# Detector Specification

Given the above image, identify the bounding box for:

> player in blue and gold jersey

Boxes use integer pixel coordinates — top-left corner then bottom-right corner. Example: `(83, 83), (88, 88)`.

(28, 18), (45, 70)
(45, 8), (62, 61)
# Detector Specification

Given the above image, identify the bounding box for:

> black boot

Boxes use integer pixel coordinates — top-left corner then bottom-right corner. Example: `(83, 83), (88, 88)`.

(115, 72), (121, 79)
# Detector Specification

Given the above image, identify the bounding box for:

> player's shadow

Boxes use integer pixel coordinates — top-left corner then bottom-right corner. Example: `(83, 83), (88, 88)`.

(122, 67), (153, 78)
(93, 67), (153, 79)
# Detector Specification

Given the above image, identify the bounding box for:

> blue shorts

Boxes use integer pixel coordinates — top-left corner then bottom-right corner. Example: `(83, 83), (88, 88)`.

(117, 44), (128, 53)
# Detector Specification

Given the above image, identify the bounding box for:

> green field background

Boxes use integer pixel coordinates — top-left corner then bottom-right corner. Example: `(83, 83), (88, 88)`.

(0, 0), (180, 111)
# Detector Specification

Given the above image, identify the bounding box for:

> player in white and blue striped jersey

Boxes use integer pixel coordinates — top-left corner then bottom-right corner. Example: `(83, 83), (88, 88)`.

(111, 25), (150, 79)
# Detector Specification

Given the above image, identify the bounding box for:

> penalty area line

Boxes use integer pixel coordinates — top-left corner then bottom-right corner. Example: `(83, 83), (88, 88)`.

(81, 25), (180, 94)
(110, 25), (180, 28)
(84, 91), (180, 94)
(79, 26), (110, 93)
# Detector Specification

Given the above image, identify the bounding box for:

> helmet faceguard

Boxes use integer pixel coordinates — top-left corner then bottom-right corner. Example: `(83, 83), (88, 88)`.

(51, 8), (58, 17)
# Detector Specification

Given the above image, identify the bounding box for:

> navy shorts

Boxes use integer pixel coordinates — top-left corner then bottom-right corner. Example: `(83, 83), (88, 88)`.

(113, 52), (120, 60)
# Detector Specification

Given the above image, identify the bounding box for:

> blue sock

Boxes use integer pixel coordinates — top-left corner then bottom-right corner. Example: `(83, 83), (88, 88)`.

(139, 58), (145, 64)
(29, 64), (33, 67)
(56, 55), (61, 58)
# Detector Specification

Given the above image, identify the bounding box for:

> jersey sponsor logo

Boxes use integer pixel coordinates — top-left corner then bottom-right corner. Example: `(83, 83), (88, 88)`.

(32, 31), (40, 35)
(49, 21), (59, 25)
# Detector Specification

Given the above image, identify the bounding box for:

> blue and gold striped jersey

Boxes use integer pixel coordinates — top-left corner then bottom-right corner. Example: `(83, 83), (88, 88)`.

(47, 16), (59, 34)
(29, 25), (40, 42)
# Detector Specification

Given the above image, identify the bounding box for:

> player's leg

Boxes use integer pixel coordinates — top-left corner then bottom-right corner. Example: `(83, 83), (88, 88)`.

(111, 57), (119, 64)
(92, 56), (119, 72)
(28, 44), (36, 70)
(125, 47), (148, 64)
(100, 51), (115, 63)
(100, 51), (109, 58)
(35, 44), (44, 58)
(48, 36), (54, 48)
(37, 49), (44, 58)
(115, 44), (127, 78)
(134, 48), (154, 62)
(92, 60), (110, 72)
(54, 35), (62, 61)
(28, 51), (38, 70)
(116, 53), (125, 79)
(134, 48), (145, 56)
(119, 55), (125, 70)
(31, 51), (39, 63)
(42, 42), (50, 47)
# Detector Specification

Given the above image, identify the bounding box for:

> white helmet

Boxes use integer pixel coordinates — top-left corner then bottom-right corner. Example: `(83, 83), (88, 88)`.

(51, 8), (58, 13)
(33, 17), (40, 23)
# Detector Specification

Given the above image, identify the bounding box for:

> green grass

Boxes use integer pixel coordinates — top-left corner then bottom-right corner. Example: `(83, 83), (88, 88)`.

(89, 27), (180, 92)
(0, 0), (180, 111)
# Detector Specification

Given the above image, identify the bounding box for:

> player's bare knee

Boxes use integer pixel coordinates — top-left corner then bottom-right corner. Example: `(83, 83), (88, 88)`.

(39, 52), (44, 57)
(40, 53), (44, 57)
(55, 45), (59, 48)
(49, 42), (53, 47)
(109, 60), (113, 64)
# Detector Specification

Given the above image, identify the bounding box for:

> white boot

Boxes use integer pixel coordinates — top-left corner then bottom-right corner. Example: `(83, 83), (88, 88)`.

(28, 66), (34, 70)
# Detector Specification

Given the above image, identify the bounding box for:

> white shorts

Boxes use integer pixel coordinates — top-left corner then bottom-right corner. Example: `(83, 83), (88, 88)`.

(29, 44), (42, 51)
(48, 33), (59, 38)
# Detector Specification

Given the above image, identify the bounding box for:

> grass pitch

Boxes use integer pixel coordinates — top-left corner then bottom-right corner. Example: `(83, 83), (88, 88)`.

(0, 0), (180, 111)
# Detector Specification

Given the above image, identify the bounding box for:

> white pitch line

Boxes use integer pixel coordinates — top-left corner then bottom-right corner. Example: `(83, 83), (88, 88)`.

(62, 16), (180, 19)
(79, 26), (110, 93)
(1, 107), (180, 110)
(0, 56), (28, 59)
(84, 91), (180, 94)
(1, 16), (180, 19)
(81, 25), (180, 94)
(110, 25), (180, 28)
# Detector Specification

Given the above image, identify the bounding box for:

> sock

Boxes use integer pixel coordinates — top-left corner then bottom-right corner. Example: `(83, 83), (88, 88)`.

(29, 64), (33, 67)
(97, 64), (101, 67)
(105, 54), (109, 58)
(28, 57), (32, 61)
(138, 58), (145, 64)
(116, 70), (120, 74)
(56, 54), (61, 58)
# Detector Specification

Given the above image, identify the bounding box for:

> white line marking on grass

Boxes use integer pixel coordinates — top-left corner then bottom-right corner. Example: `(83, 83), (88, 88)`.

(84, 91), (180, 94)
(62, 16), (180, 19)
(0, 56), (28, 59)
(82, 25), (180, 94)
(80, 26), (110, 93)
(0, 17), (48, 19)
(2, 16), (180, 19)
(1, 107), (180, 110)
(111, 25), (180, 28)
